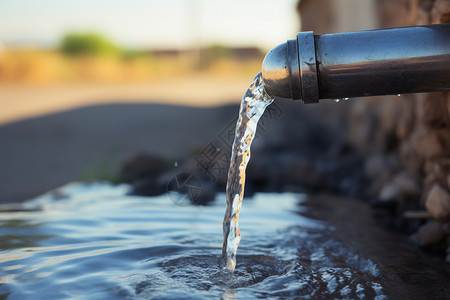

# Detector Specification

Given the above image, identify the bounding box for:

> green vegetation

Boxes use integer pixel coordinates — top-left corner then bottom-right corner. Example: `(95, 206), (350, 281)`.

(208, 44), (231, 59)
(59, 32), (121, 57)
(1, 33), (263, 84)
(80, 149), (119, 184)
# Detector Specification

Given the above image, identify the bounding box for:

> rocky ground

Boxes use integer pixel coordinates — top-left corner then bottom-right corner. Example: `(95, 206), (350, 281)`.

(292, 0), (450, 267)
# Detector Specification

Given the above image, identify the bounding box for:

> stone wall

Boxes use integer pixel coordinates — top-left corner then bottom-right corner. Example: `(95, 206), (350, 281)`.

(298, 0), (450, 261)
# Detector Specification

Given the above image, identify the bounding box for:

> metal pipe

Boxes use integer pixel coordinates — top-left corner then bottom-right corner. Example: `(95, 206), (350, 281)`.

(262, 24), (450, 103)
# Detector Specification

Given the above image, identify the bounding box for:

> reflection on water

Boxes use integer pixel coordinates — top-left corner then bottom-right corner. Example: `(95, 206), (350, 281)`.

(0, 183), (449, 299)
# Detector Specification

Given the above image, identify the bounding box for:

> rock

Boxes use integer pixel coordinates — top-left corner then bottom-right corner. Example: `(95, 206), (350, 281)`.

(364, 153), (400, 180)
(377, 0), (414, 28)
(282, 184), (310, 194)
(119, 153), (169, 183)
(368, 176), (389, 198)
(130, 177), (166, 197)
(403, 210), (431, 219)
(414, 93), (428, 123)
(378, 172), (421, 201)
(399, 140), (423, 175)
(443, 222), (450, 234)
(447, 235), (450, 263)
(364, 153), (403, 198)
(162, 170), (217, 205)
(393, 172), (421, 196)
(424, 159), (450, 188)
(412, 221), (447, 246)
(377, 96), (401, 150)
(364, 153), (388, 179)
(422, 92), (450, 129)
(448, 92), (450, 121)
(246, 152), (327, 193)
(379, 182), (401, 201)
(412, 129), (450, 160)
(422, 173), (445, 205)
(347, 99), (375, 152)
(432, 0), (450, 23)
(119, 153), (172, 198)
(424, 160), (442, 177)
(416, 5), (431, 25)
(297, 0), (335, 34)
(285, 158), (325, 190)
(425, 184), (450, 222)
(349, 97), (406, 153)
(395, 96), (415, 140)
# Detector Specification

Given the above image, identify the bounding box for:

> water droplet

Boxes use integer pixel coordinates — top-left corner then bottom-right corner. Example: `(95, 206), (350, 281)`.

(174, 161), (178, 167)
(333, 98), (348, 103)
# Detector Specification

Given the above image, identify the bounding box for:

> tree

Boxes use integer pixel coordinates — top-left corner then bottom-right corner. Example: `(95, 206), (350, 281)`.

(59, 32), (120, 56)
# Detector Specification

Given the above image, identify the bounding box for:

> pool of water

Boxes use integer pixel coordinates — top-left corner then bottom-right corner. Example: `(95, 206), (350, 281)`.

(0, 183), (449, 299)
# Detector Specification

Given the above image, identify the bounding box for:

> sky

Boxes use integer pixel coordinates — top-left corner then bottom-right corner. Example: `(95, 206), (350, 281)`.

(0, 0), (299, 50)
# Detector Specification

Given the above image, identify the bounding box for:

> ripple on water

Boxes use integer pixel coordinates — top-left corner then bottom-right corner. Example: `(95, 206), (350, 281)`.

(2, 184), (449, 299)
(131, 250), (387, 300)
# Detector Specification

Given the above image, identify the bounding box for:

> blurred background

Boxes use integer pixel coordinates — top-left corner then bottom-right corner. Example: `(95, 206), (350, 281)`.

(0, 0), (298, 202)
(0, 0), (299, 122)
(0, 0), (381, 204)
(0, 0), (382, 124)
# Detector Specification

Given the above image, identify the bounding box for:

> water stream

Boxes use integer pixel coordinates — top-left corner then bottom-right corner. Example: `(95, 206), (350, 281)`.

(221, 72), (274, 272)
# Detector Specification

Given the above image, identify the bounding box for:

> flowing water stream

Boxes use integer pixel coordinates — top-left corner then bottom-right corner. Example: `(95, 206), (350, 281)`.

(221, 72), (274, 272)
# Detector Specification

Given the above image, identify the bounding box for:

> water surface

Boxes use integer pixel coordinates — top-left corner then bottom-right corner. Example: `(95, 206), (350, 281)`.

(0, 183), (449, 299)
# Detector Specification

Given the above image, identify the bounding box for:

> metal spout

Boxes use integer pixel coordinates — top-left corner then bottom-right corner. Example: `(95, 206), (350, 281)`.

(262, 24), (450, 103)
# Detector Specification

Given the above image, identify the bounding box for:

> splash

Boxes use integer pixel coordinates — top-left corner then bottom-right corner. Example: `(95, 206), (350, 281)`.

(221, 72), (274, 272)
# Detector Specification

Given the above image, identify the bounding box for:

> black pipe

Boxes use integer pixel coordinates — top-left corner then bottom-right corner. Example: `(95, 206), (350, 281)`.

(262, 24), (450, 103)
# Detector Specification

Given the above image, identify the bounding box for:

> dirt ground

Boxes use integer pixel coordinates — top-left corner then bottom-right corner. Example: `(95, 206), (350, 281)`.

(0, 76), (249, 203)
(0, 75), (250, 125)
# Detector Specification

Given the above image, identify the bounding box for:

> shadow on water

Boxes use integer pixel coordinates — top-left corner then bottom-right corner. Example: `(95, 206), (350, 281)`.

(300, 195), (450, 300)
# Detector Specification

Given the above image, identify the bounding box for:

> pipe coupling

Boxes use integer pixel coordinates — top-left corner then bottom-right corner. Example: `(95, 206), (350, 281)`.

(262, 31), (319, 104)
